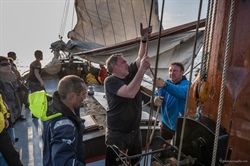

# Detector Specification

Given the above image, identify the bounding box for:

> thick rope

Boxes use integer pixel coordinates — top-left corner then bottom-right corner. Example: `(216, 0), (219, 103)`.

(197, 0), (213, 98)
(200, 0), (212, 78)
(147, 0), (156, 77)
(211, 0), (235, 165)
(206, 0), (218, 73)
(177, 0), (204, 165)
(142, 0), (149, 25)
(143, 0), (161, 164)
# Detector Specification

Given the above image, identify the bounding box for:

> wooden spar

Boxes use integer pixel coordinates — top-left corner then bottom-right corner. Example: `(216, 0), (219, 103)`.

(76, 19), (206, 55)
(188, 0), (250, 163)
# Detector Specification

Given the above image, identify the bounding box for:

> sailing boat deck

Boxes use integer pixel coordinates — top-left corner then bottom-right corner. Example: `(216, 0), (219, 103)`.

(14, 79), (160, 165)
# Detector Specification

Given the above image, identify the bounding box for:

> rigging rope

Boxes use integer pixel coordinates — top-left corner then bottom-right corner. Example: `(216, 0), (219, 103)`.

(211, 0), (235, 165)
(206, 0), (218, 72)
(196, 0), (213, 104)
(59, 0), (70, 39)
(199, 0), (217, 77)
(177, 0), (204, 165)
(200, 0), (212, 77)
(142, 0), (148, 26)
(193, 0), (217, 115)
(146, 0), (156, 77)
(143, 0), (161, 165)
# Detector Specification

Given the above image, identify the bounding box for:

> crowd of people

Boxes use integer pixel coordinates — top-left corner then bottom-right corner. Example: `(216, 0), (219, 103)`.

(0, 50), (47, 165)
(0, 53), (27, 166)
(0, 23), (190, 166)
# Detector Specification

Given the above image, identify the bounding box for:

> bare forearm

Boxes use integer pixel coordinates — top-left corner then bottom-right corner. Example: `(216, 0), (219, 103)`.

(136, 42), (147, 67)
(117, 69), (146, 98)
(34, 71), (44, 84)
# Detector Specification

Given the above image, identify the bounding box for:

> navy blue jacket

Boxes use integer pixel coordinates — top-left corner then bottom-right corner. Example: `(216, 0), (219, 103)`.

(42, 91), (85, 166)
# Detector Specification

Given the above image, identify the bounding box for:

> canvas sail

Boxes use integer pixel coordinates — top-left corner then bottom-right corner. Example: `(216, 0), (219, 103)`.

(68, 0), (160, 46)
(62, 0), (205, 80)
(71, 30), (204, 80)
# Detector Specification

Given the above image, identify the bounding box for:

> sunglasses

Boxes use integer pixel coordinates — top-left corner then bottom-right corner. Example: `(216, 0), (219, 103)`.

(0, 63), (10, 66)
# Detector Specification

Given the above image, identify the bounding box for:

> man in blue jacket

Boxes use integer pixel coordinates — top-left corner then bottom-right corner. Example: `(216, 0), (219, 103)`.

(154, 62), (190, 143)
(42, 75), (86, 166)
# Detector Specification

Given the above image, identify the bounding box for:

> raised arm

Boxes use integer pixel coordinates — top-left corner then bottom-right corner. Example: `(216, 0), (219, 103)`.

(117, 55), (150, 98)
(136, 23), (152, 68)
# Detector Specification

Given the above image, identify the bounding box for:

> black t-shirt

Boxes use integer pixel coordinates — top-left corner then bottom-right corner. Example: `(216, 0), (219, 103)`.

(28, 60), (42, 82)
(104, 62), (142, 133)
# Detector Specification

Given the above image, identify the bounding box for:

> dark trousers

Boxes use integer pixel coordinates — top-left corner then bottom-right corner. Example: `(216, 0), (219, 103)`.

(105, 128), (142, 166)
(0, 129), (23, 166)
(160, 122), (175, 141)
(28, 81), (45, 93)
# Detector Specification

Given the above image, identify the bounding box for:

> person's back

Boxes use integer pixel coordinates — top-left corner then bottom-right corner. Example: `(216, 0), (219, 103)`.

(42, 75), (86, 166)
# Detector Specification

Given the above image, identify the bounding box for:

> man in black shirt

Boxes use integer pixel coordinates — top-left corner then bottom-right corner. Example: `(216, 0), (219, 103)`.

(104, 23), (152, 166)
(28, 50), (45, 93)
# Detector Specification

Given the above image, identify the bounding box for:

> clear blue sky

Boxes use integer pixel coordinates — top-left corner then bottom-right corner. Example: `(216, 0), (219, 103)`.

(0, 0), (207, 74)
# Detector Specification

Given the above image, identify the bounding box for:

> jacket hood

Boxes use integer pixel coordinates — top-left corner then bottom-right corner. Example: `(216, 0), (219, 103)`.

(47, 91), (82, 127)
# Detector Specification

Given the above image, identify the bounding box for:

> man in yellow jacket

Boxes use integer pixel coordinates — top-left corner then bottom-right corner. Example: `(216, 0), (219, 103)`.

(0, 93), (23, 165)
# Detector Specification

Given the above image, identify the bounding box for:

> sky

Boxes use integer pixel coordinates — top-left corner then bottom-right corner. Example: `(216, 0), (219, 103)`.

(0, 0), (208, 74)
(0, 0), (76, 73)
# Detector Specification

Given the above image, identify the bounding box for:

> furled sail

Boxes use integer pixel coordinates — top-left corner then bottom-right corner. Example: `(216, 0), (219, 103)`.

(72, 30), (204, 80)
(68, 0), (160, 46)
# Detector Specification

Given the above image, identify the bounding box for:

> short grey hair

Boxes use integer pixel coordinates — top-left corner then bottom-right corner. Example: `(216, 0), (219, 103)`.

(106, 53), (123, 74)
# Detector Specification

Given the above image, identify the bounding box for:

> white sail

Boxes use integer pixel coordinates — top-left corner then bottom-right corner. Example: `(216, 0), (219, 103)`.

(68, 0), (160, 45)
(50, 0), (205, 80)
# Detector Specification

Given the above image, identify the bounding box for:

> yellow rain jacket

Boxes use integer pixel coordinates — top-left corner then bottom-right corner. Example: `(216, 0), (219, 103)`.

(29, 90), (61, 121)
(0, 94), (10, 133)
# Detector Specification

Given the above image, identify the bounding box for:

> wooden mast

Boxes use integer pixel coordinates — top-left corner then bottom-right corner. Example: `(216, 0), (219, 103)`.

(188, 0), (250, 163)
